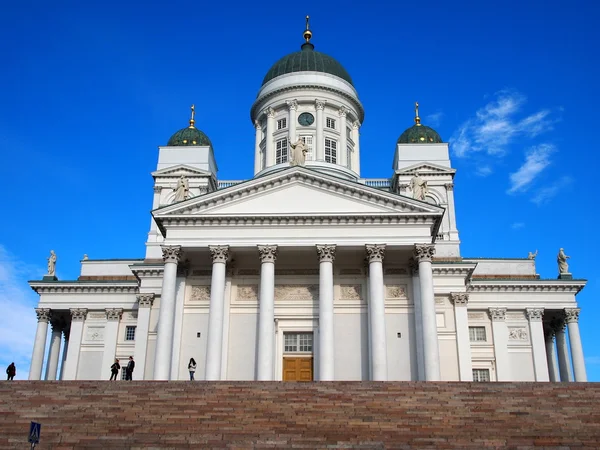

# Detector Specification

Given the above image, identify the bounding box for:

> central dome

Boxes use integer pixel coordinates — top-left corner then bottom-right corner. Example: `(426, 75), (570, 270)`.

(262, 42), (353, 87)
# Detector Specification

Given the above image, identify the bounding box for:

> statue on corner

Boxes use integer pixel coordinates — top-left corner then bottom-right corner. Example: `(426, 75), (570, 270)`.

(557, 248), (570, 274)
(173, 175), (191, 202)
(289, 137), (307, 166)
(410, 172), (428, 201)
(47, 250), (57, 276)
(527, 250), (538, 260)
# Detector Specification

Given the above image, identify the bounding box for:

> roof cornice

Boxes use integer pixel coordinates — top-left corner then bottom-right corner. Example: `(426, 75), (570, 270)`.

(468, 280), (586, 294)
(29, 281), (139, 294)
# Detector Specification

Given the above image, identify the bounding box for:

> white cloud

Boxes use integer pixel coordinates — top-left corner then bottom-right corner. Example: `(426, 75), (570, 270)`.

(532, 176), (573, 205)
(507, 144), (555, 194)
(475, 165), (493, 177)
(424, 111), (444, 127)
(451, 90), (557, 158)
(511, 222), (525, 230)
(0, 245), (45, 379)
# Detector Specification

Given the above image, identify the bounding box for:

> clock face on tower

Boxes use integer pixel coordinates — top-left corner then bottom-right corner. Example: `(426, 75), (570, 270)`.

(298, 112), (315, 126)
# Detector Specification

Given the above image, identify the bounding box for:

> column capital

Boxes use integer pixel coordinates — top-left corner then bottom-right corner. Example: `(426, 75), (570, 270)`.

(265, 107), (275, 118)
(488, 307), (506, 322)
(365, 244), (386, 263)
(35, 308), (51, 323)
(136, 293), (155, 307)
(258, 245), (278, 263)
(209, 245), (230, 264)
(316, 245), (336, 263)
(315, 99), (326, 110)
(105, 308), (123, 321)
(338, 106), (347, 117)
(526, 308), (544, 322)
(352, 120), (360, 129)
(286, 99), (298, 110)
(70, 308), (88, 322)
(413, 244), (436, 263)
(161, 245), (183, 264)
(564, 308), (580, 323)
(153, 185), (162, 194)
(450, 292), (469, 306)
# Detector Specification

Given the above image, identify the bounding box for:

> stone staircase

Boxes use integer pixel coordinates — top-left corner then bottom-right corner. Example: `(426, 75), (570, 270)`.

(1, 381), (600, 449)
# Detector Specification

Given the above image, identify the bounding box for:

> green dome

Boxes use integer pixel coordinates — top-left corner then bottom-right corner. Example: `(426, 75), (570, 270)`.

(262, 43), (353, 86)
(167, 126), (212, 147)
(397, 124), (443, 144)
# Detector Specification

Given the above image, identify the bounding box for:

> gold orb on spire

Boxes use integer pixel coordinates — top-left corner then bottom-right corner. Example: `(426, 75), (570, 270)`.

(303, 15), (312, 43)
(414, 101), (421, 126)
(189, 104), (196, 128)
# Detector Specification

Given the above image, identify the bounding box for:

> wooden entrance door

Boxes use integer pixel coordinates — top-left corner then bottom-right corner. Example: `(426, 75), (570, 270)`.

(283, 357), (313, 381)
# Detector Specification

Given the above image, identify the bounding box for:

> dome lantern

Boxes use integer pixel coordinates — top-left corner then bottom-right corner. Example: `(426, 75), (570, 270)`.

(167, 105), (213, 147)
(397, 102), (443, 144)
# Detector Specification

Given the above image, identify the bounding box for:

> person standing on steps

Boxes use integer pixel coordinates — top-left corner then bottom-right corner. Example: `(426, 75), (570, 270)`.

(188, 358), (197, 380)
(125, 356), (135, 381)
(6, 362), (16, 381)
(109, 358), (120, 380)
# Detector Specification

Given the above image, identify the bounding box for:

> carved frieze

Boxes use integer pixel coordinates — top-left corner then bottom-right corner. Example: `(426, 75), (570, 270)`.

(506, 312), (525, 320)
(316, 245), (336, 263)
(413, 244), (435, 263)
(237, 285), (258, 301)
(508, 328), (529, 341)
(190, 286), (211, 301)
(365, 244), (386, 263)
(85, 326), (104, 342)
(87, 312), (106, 319)
(468, 312), (485, 320)
(340, 285), (362, 300)
(435, 298), (445, 305)
(275, 285), (318, 301)
(386, 285), (407, 299)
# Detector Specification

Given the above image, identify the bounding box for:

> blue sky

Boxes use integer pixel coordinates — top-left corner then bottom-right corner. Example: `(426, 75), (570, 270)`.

(1, 0), (598, 380)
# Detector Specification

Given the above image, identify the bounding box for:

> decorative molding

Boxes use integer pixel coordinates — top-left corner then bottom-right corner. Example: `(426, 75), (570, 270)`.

(435, 298), (445, 305)
(316, 245), (336, 263)
(564, 308), (580, 323)
(161, 246), (183, 264)
(508, 328), (529, 341)
(413, 244), (435, 263)
(258, 245), (277, 263)
(71, 308), (88, 321)
(85, 326), (104, 342)
(432, 265), (475, 277)
(385, 268), (408, 275)
(286, 99), (298, 111)
(506, 312), (525, 320)
(315, 99), (326, 110)
(237, 285), (258, 301)
(87, 312), (106, 319)
(136, 293), (155, 307)
(488, 308), (507, 322)
(386, 285), (407, 299)
(209, 245), (229, 264)
(450, 292), (469, 306)
(126, 312), (138, 320)
(275, 285), (318, 301)
(365, 244), (385, 263)
(35, 308), (51, 323)
(266, 107), (275, 119)
(190, 286), (211, 302)
(105, 309), (123, 321)
(130, 266), (164, 278)
(468, 312), (485, 320)
(30, 283), (139, 294)
(526, 308), (544, 322)
(340, 285), (361, 300)
(468, 281), (585, 294)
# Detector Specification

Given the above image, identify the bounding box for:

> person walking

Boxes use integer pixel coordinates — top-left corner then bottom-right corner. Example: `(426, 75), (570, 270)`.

(6, 363), (16, 381)
(188, 358), (197, 381)
(109, 358), (120, 380)
(125, 356), (135, 381)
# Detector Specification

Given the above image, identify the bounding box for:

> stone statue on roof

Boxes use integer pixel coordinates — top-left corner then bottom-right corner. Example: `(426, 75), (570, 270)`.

(527, 250), (538, 260)
(289, 137), (307, 166)
(557, 248), (570, 275)
(410, 172), (428, 201)
(173, 175), (191, 202)
(47, 250), (57, 276)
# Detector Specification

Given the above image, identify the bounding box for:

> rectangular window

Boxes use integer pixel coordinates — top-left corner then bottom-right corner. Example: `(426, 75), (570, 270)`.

(284, 332), (313, 353)
(277, 118), (287, 130)
(301, 135), (313, 161)
(469, 326), (487, 342)
(326, 117), (336, 129)
(472, 369), (491, 382)
(125, 326), (136, 341)
(276, 138), (288, 164)
(325, 138), (337, 163)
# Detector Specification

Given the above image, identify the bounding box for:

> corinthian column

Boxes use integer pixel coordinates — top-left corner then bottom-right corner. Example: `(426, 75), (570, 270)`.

(414, 244), (440, 381)
(287, 100), (298, 143)
(134, 294), (154, 380)
(317, 245), (336, 380)
(45, 316), (63, 380)
(205, 245), (230, 380)
(552, 318), (573, 382)
(338, 107), (348, 168)
(366, 244), (387, 380)
(315, 99), (325, 161)
(62, 309), (87, 380)
(257, 245), (277, 380)
(489, 308), (510, 381)
(153, 245), (183, 380)
(545, 329), (559, 382)
(29, 308), (51, 380)
(526, 308), (549, 381)
(565, 308), (587, 381)
(265, 107), (275, 167)
(254, 120), (262, 174)
(409, 259), (425, 380)
(451, 293), (472, 381)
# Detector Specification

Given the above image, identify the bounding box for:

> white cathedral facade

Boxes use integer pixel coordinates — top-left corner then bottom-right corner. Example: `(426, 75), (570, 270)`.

(28, 24), (587, 383)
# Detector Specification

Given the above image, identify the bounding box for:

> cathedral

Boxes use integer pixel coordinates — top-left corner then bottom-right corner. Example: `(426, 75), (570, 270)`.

(28, 20), (587, 383)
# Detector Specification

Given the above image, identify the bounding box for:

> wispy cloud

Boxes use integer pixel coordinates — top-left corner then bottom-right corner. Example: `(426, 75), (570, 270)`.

(507, 144), (555, 194)
(475, 165), (493, 177)
(424, 111), (444, 127)
(511, 222), (525, 230)
(532, 176), (573, 205)
(451, 90), (557, 158)
(0, 245), (45, 379)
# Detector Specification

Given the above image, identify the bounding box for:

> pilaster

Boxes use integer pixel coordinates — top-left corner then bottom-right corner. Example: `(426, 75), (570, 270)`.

(101, 308), (123, 381)
(526, 308), (549, 381)
(315, 99), (325, 161)
(451, 293), (472, 381)
(134, 294), (154, 380)
(63, 308), (87, 380)
(489, 308), (510, 381)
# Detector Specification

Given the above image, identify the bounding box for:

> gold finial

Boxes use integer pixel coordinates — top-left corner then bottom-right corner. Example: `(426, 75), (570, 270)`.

(189, 104), (196, 128)
(414, 101), (421, 126)
(303, 15), (312, 43)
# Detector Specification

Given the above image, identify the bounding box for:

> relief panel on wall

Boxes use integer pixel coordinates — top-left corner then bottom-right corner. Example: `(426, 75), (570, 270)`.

(189, 285), (211, 303)
(275, 285), (318, 301)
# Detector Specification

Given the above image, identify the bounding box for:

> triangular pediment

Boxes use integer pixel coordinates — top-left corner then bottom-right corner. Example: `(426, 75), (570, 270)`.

(152, 164), (213, 178)
(154, 167), (444, 218)
(397, 163), (456, 175)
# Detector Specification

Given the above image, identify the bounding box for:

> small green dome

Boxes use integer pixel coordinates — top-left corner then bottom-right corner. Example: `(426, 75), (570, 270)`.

(262, 43), (353, 87)
(397, 124), (443, 144)
(167, 126), (212, 147)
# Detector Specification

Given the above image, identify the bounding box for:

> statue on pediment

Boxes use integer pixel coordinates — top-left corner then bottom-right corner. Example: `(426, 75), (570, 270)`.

(410, 172), (428, 201)
(527, 250), (538, 260)
(173, 175), (191, 202)
(289, 137), (307, 166)
(47, 250), (57, 276)
(557, 248), (570, 274)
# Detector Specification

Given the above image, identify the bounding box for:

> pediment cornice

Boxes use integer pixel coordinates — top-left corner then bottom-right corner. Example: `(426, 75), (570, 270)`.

(152, 164), (214, 178)
(468, 280), (586, 294)
(396, 163), (456, 176)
